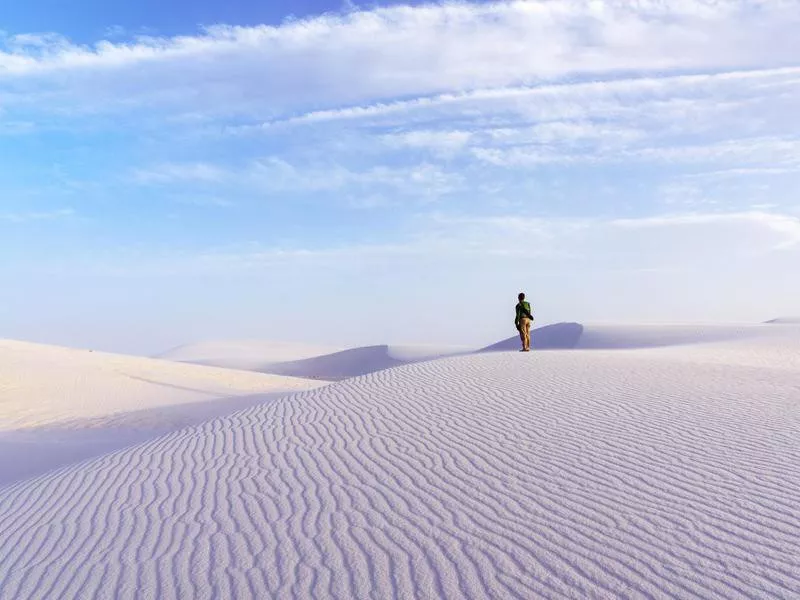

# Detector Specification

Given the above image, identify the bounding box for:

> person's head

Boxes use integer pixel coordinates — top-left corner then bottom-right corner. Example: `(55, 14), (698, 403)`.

(518, 292), (525, 301)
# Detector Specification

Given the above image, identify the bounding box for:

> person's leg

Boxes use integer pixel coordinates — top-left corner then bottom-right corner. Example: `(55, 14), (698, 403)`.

(519, 318), (530, 350)
(523, 320), (531, 351)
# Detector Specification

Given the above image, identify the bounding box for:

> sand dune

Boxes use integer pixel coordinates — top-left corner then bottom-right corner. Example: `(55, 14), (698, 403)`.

(156, 340), (343, 370)
(0, 329), (797, 599)
(481, 322), (585, 351)
(0, 339), (324, 485)
(156, 340), (469, 381)
(484, 321), (776, 352)
(0, 339), (320, 430)
(766, 317), (800, 324)
(157, 323), (791, 382)
(261, 344), (470, 381)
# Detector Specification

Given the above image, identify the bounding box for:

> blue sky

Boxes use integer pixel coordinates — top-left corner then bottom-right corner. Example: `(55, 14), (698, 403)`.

(2, 0), (800, 354)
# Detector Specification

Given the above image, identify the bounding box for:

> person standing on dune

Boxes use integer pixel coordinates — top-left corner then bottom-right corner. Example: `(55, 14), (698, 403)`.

(515, 292), (533, 352)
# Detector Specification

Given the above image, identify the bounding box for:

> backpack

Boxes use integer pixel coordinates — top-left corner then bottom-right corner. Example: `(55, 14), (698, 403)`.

(520, 302), (533, 320)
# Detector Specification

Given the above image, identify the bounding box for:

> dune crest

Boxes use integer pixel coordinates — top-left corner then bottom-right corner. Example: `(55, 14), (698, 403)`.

(156, 339), (342, 370)
(261, 344), (469, 381)
(484, 321), (786, 353)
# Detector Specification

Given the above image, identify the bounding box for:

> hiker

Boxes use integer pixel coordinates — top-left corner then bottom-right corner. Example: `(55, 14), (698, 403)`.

(515, 292), (533, 352)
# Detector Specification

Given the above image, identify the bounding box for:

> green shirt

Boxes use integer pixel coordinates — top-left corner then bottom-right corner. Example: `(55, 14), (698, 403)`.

(515, 301), (532, 327)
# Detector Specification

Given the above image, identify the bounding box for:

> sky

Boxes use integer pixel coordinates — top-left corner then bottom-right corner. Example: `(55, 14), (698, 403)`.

(1, 0), (800, 355)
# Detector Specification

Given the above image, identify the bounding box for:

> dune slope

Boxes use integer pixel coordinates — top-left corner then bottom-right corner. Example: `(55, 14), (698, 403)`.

(0, 339), (324, 486)
(0, 339), (797, 599)
(0, 339), (319, 431)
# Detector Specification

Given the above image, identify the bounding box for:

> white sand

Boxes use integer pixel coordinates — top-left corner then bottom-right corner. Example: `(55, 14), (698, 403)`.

(0, 325), (798, 598)
(0, 339), (324, 485)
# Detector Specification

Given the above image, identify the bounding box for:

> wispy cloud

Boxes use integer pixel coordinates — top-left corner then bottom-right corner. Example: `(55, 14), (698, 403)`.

(469, 135), (800, 168)
(103, 26), (128, 39)
(101, 209), (800, 276)
(246, 67), (800, 131)
(131, 158), (464, 199)
(225, 65), (800, 183)
(381, 130), (473, 156)
(609, 210), (800, 247)
(0, 120), (36, 135)
(0, 208), (74, 223)
(132, 163), (229, 184)
(682, 166), (800, 181)
(429, 209), (800, 256)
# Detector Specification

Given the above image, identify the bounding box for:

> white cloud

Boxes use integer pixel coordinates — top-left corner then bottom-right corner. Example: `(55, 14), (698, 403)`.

(103, 26), (128, 39)
(2, 1), (800, 118)
(115, 208), (800, 276)
(682, 166), (800, 181)
(246, 66), (800, 131)
(169, 194), (235, 208)
(381, 130), (472, 155)
(232, 66), (800, 175)
(469, 135), (800, 167)
(246, 158), (462, 197)
(132, 163), (229, 184)
(631, 137), (800, 166)
(610, 211), (800, 249)
(3, 3), (799, 200)
(486, 121), (643, 146)
(2, 2), (799, 238)
(0, 208), (74, 223)
(131, 158), (463, 199)
(426, 209), (800, 258)
(378, 121), (642, 158)
(0, 120), (35, 135)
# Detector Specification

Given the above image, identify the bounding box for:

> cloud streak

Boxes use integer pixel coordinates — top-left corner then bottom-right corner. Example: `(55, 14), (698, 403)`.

(248, 66), (800, 130)
(0, 209), (75, 223)
(132, 159), (464, 199)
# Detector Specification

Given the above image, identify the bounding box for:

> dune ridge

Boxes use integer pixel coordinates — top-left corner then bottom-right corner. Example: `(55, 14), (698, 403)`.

(156, 340), (343, 370)
(482, 321), (785, 353)
(260, 344), (470, 381)
(766, 317), (800, 324)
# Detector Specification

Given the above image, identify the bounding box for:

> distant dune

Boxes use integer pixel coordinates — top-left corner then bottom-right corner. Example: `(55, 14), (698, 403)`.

(156, 339), (342, 370)
(484, 321), (773, 352)
(1, 325), (797, 599)
(157, 340), (470, 381)
(765, 317), (800, 324)
(156, 323), (794, 382)
(260, 344), (471, 381)
(480, 322), (585, 351)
